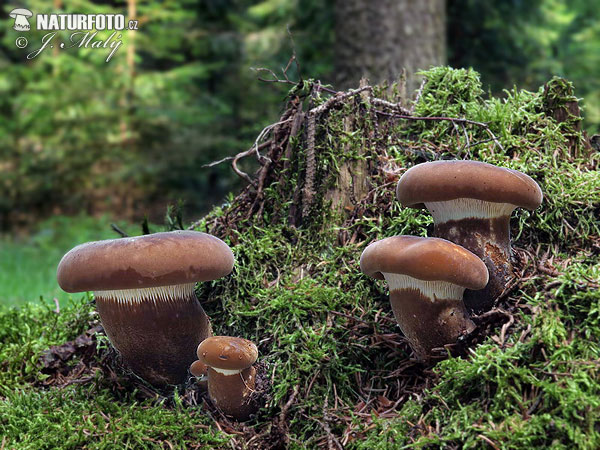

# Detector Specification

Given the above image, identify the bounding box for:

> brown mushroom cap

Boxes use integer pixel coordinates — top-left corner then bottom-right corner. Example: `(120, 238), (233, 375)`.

(360, 235), (488, 290)
(57, 231), (234, 292)
(396, 160), (543, 210)
(197, 336), (258, 371)
(190, 360), (208, 377)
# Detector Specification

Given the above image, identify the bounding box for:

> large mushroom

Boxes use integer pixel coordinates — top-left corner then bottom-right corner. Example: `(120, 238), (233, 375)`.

(396, 160), (542, 313)
(196, 336), (259, 421)
(57, 230), (234, 386)
(9, 9), (33, 31)
(360, 236), (488, 360)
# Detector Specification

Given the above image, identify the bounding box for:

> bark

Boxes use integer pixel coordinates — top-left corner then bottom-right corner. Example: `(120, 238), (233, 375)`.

(324, 80), (372, 213)
(334, 0), (446, 94)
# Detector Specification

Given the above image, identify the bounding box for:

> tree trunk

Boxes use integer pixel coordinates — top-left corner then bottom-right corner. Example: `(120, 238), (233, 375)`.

(334, 0), (446, 94)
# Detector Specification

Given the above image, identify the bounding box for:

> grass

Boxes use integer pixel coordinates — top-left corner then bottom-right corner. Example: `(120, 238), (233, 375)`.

(0, 216), (139, 307)
(0, 67), (599, 448)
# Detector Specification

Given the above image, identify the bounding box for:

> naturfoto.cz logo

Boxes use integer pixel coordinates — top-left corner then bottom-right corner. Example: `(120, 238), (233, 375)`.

(9, 8), (139, 62)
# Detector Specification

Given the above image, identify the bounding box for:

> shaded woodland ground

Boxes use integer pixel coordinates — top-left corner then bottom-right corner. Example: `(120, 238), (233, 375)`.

(1, 67), (599, 449)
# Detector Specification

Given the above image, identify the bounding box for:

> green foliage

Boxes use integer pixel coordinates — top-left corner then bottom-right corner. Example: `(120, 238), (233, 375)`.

(0, 215), (139, 306)
(449, 0), (600, 130)
(0, 296), (93, 394)
(0, 0), (335, 229)
(1, 385), (228, 449)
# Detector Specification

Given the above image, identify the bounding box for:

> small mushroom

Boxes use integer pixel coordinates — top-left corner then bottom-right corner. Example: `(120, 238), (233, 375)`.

(9, 8), (33, 31)
(57, 230), (234, 386)
(197, 336), (258, 421)
(189, 359), (209, 390)
(190, 360), (208, 378)
(360, 236), (488, 360)
(396, 160), (542, 313)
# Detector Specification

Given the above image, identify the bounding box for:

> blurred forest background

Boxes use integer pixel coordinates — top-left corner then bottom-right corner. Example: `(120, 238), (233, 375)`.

(1, 0), (599, 232)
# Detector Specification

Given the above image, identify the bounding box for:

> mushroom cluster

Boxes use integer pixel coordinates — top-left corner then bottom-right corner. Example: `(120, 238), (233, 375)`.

(361, 159), (542, 360)
(57, 230), (233, 386)
(396, 160), (543, 313)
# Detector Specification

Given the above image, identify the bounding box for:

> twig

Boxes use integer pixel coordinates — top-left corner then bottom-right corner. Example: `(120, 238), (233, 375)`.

(319, 397), (344, 450)
(309, 85), (372, 116)
(412, 78), (427, 113)
(110, 223), (128, 237)
(279, 385), (299, 423)
(202, 155), (234, 168)
(253, 67), (296, 86)
(284, 25), (301, 83)
(203, 140), (271, 170)
(478, 434), (500, 450)
(374, 111), (489, 128)
(466, 137), (496, 148)
(499, 313), (515, 346)
(374, 110), (505, 152)
(232, 148), (259, 187)
(61, 373), (97, 388)
(252, 118), (292, 163)
(371, 97), (412, 115)
(205, 119), (290, 186)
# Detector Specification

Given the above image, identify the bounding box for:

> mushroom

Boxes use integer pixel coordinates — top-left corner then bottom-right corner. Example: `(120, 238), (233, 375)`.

(9, 9), (33, 31)
(360, 236), (488, 360)
(57, 230), (234, 386)
(196, 336), (258, 421)
(190, 360), (208, 378)
(396, 160), (542, 313)
(189, 359), (209, 390)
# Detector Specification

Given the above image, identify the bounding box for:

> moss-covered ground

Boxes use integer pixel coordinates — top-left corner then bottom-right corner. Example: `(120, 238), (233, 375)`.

(1, 67), (598, 449)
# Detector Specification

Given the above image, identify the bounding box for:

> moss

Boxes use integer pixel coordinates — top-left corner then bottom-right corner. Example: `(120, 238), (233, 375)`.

(1, 67), (599, 448)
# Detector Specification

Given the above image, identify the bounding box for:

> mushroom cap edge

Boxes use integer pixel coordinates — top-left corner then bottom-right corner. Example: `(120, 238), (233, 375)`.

(360, 235), (489, 290)
(396, 160), (543, 210)
(57, 230), (234, 292)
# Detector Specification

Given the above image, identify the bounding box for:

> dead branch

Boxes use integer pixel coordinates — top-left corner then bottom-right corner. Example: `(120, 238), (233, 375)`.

(371, 97), (411, 115)
(252, 118), (293, 163)
(302, 87), (318, 218)
(374, 110), (505, 152)
(206, 74), (506, 195)
(202, 155), (235, 168)
(309, 85), (371, 116)
(232, 148), (259, 187)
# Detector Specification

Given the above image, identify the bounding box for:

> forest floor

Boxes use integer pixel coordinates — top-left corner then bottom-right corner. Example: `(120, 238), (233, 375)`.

(1, 67), (599, 449)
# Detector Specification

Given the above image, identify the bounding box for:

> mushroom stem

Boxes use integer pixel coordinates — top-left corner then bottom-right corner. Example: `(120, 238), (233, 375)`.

(207, 366), (257, 421)
(427, 199), (514, 313)
(95, 283), (212, 386)
(384, 273), (475, 359)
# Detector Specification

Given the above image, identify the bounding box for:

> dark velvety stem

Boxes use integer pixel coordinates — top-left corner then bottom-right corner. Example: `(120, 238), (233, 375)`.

(208, 366), (257, 421)
(96, 294), (212, 386)
(389, 288), (475, 360)
(434, 216), (512, 314)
